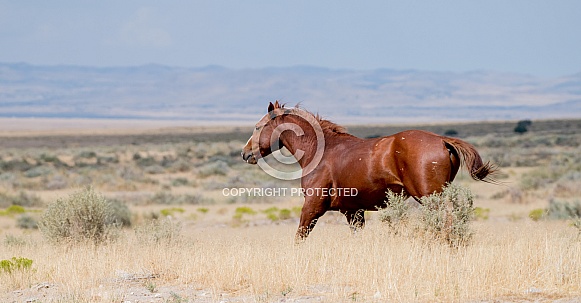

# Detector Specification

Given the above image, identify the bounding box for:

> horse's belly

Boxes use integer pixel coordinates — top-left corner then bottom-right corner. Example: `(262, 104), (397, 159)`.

(329, 185), (390, 211)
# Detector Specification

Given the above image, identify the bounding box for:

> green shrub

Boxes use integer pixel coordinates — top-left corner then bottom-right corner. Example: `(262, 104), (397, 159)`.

(0, 257), (33, 274)
(134, 155), (156, 167)
(98, 156), (118, 165)
(266, 212), (279, 222)
(160, 207), (185, 217)
(167, 292), (187, 303)
(144, 280), (157, 293)
(7, 204), (25, 213)
(142, 211), (160, 221)
(116, 166), (144, 183)
(235, 206), (257, 215)
(0, 159), (33, 172)
(519, 153), (581, 191)
(39, 153), (60, 164)
(144, 165), (166, 174)
(528, 209), (545, 221)
(474, 207), (490, 221)
(263, 207), (280, 221)
(148, 192), (208, 205)
(77, 151), (97, 159)
(23, 166), (53, 178)
(149, 191), (176, 204)
(38, 186), (120, 244)
(543, 198), (581, 235)
(444, 129), (458, 136)
(514, 119), (532, 134)
(171, 178), (189, 187)
(490, 190), (508, 200)
(546, 199), (581, 220)
(0, 256), (34, 290)
(196, 207), (209, 214)
(197, 160), (230, 177)
(17, 214), (38, 229)
(108, 199), (132, 227)
(520, 169), (554, 190)
(3, 235), (30, 247)
(231, 206), (257, 225)
(279, 209), (292, 220)
(261, 208), (292, 222)
(0, 205), (26, 216)
(292, 206), (302, 217)
(168, 159), (192, 173)
(0, 172), (17, 187)
(263, 207), (280, 214)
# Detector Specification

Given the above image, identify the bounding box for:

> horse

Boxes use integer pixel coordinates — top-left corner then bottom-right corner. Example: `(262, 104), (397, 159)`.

(242, 101), (496, 242)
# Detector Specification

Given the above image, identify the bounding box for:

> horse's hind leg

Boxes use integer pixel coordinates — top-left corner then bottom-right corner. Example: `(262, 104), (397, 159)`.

(344, 209), (365, 234)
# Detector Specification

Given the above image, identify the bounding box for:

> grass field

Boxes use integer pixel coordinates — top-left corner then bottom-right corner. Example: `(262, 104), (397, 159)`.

(1, 118), (580, 302)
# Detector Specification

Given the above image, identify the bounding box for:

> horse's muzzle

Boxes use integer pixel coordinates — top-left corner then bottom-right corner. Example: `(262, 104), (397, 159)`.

(241, 151), (257, 164)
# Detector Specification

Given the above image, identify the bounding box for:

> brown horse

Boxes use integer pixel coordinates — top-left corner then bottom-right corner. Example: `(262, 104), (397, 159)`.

(242, 101), (496, 242)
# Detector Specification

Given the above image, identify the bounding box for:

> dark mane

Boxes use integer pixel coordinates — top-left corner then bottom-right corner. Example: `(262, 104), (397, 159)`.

(314, 114), (348, 134)
(271, 101), (347, 134)
(279, 103), (348, 135)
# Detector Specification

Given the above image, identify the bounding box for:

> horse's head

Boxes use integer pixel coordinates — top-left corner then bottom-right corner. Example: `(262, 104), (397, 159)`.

(241, 101), (287, 164)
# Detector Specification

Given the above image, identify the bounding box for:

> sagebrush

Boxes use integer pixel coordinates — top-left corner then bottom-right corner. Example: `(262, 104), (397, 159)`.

(378, 189), (410, 234)
(419, 183), (475, 247)
(379, 184), (475, 247)
(38, 186), (121, 244)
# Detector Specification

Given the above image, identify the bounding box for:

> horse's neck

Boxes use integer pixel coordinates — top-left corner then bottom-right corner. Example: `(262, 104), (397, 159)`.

(277, 115), (359, 167)
(279, 129), (320, 168)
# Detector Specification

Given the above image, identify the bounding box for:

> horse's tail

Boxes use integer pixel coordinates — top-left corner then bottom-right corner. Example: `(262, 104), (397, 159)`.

(443, 137), (498, 183)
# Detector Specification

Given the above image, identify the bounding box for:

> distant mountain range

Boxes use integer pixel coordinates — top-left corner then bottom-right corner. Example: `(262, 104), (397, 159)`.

(1, 62), (580, 124)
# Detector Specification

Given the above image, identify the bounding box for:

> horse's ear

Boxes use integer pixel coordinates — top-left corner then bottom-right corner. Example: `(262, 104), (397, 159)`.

(274, 100), (281, 109)
(268, 102), (275, 112)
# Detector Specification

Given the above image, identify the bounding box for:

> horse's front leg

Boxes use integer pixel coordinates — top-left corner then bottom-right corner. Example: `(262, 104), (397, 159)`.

(295, 196), (328, 243)
(344, 209), (365, 234)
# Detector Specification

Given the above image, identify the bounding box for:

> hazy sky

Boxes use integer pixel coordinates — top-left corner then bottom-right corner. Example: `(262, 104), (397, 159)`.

(1, 1), (580, 77)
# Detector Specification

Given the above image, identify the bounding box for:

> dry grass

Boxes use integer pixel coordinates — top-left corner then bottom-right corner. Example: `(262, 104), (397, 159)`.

(1, 219), (580, 302)
(1, 119), (581, 302)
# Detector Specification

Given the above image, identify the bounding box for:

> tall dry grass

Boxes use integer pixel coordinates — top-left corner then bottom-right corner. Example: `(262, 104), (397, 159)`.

(1, 220), (580, 302)
(2, 123), (581, 302)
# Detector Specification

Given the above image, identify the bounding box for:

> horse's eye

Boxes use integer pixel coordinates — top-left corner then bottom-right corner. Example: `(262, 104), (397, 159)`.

(255, 126), (261, 131)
